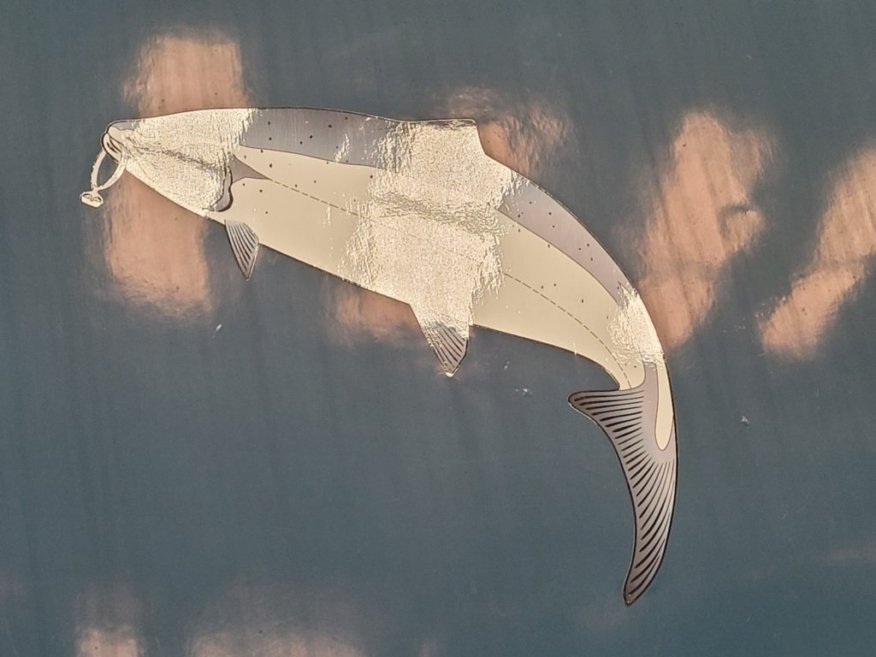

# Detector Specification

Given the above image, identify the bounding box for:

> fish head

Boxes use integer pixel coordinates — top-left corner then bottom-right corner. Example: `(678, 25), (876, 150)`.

(101, 121), (132, 162)
(83, 109), (255, 213)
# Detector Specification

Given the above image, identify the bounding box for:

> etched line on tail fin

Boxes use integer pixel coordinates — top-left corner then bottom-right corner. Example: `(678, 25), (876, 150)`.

(569, 370), (677, 605)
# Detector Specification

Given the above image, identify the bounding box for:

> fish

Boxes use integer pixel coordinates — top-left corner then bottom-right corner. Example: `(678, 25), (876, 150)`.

(81, 108), (678, 604)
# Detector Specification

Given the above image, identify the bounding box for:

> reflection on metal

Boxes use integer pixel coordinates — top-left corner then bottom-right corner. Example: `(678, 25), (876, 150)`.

(327, 88), (572, 344)
(760, 146), (876, 359)
(81, 107), (679, 604)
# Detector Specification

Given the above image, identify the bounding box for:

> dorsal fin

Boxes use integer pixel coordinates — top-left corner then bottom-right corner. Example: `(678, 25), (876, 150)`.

(569, 381), (677, 605)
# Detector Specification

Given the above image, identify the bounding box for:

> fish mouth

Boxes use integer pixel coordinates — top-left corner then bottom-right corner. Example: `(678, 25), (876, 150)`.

(101, 131), (124, 162)
(80, 122), (132, 208)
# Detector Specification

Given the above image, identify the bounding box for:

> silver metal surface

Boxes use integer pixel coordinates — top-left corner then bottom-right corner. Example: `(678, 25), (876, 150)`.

(83, 107), (678, 604)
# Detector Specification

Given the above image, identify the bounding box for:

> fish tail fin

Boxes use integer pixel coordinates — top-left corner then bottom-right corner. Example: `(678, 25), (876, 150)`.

(569, 382), (677, 605)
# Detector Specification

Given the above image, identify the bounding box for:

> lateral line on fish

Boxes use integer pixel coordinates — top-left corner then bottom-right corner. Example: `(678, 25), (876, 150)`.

(246, 174), (627, 384)
(244, 146), (625, 306)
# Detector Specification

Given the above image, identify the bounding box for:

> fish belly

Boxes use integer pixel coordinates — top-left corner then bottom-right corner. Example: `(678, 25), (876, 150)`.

(474, 219), (647, 390)
(209, 147), (372, 286)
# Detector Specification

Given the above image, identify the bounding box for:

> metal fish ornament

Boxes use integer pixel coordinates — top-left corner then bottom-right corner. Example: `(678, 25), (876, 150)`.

(82, 108), (678, 604)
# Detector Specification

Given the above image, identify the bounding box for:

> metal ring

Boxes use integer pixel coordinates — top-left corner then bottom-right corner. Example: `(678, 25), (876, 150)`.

(90, 149), (125, 192)
(81, 148), (126, 207)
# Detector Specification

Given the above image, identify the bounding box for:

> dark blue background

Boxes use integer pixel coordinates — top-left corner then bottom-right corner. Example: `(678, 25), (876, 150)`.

(1, 1), (875, 655)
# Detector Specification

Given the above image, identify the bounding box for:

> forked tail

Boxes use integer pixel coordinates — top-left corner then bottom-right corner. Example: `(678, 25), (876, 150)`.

(568, 366), (677, 605)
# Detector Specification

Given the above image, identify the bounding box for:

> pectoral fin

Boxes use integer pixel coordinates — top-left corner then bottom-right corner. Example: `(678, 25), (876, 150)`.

(569, 379), (677, 605)
(226, 220), (260, 279)
(415, 317), (469, 376)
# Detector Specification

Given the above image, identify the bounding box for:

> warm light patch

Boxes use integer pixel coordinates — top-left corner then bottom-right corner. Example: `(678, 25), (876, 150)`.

(190, 632), (364, 657)
(760, 147), (876, 359)
(76, 628), (143, 657)
(328, 285), (420, 345)
(187, 584), (369, 657)
(99, 31), (249, 317)
(103, 176), (214, 316)
(121, 33), (248, 117)
(443, 87), (571, 180)
(417, 638), (444, 657)
(73, 586), (144, 657)
(638, 111), (772, 350)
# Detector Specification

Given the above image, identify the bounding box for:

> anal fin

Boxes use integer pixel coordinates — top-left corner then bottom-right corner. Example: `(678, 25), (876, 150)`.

(416, 319), (469, 377)
(226, 220), (260, 279)
(569, 381), (677, 605)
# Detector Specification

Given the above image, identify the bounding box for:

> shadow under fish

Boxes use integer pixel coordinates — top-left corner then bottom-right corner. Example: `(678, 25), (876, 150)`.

(81, 107), (678, 605)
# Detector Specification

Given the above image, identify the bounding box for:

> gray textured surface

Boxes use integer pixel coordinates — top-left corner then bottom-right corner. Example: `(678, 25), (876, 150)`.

(1, 1), (875, 655)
